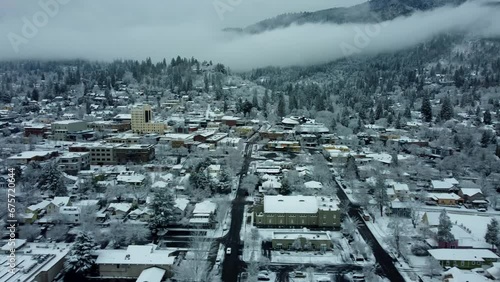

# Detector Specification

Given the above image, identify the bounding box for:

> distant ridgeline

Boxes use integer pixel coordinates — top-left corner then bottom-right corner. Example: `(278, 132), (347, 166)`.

(225, 0), (470, 34)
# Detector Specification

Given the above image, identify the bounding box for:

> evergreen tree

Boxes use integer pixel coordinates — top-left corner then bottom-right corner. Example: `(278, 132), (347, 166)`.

(65, 232), (97, 276)
(375, 102), (384, 120)
(485, 218), (499, 249)
(218, 167), (232, 193)
(439, 96), (454, 121)
(252, 92), (259, 110)
(421, 95), (433, 122)
(149, 188), (177, 232)
(437, 210), (456, 245)
(38, 160), (67, 196)
(344, 155), (359, 180)
(484, 109), (492, 125)
(395, 113), (402, 129)
(31, 89), (39, 101)
(277, 93), (286, 118)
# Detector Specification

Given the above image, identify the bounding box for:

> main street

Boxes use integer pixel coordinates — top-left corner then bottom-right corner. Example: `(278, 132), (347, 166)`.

(336, 179), (405, 282)
(221, 138), (255, 282)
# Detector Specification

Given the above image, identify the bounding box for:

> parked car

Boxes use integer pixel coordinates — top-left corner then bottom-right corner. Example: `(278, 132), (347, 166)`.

(290, 271), (306, 278)
(226, 247), (231, 255)
(477, 208), (487, 212)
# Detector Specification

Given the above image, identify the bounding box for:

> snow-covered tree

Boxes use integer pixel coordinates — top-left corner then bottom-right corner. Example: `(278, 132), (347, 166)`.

(387, 217), (408, 257)
(439, 96), (454, 121)
(37, 160), (67, 196)
(65, 232), (97, 275)
(426, 256), (442, 278)
(421, 94), (432, 122)
(344, 155), (359, 180)
(437, 209), (455, 245)
(292, 238), (302, 250)
(485, 218), (499, 249)
(241, 174), (259, 195)
(149, 188), (177, 233)
(373, 175), (389, 217)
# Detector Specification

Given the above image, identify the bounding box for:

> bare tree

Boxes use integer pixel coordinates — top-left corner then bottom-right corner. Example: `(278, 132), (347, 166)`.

(386, 217), (409, 258)
(241, 174), (259, 195)
(172, 231), (213, 282)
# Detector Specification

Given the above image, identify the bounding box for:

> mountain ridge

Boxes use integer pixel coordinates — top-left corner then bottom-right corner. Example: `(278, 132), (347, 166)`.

(226, 0), (471, 34)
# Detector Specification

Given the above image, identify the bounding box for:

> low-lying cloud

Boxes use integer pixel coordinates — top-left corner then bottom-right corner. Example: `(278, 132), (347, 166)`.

(0, 0), (498, 71)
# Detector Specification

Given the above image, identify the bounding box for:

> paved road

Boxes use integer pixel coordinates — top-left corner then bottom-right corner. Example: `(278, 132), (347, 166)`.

(221, 139), (254, 282)
(336, 181), (405, 282)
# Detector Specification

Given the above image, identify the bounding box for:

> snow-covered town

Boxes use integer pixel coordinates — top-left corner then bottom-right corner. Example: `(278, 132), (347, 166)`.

(2, 1), (500, 282)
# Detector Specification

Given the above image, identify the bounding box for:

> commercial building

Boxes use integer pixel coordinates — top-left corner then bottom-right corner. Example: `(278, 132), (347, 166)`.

(271, 231), (333, 251)
(0, 242), (72, 282)
(131, 104), (165, 134)
(51, 120), (88, 141)
(254, 195), (340, 229)
(115, 144), (155, 164)
(69, 142), (154, 165)
(7, 150), (59, 165)
(58, 152), (91, 175)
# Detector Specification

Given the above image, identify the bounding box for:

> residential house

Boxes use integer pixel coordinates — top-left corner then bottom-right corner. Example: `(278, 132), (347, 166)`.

(190, 200), (217, 228)
(427, 193), (463, 206)
(431, 179), (458, 192)
(442, 267), (490, 282)
(94, 245), (175, 279)
(107, 203), (133, 219)
(128, 208), (151, 222)
(459, 188), (486, 207)
(59, 206), (80, 224)
(429, 249), (499, 269)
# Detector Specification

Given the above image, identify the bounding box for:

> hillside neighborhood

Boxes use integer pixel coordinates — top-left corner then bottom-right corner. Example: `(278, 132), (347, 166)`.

(0, 55), (499, 282)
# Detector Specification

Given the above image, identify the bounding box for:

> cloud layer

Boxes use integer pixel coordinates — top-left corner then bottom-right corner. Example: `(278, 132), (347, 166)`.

(0, 0), (498, 71)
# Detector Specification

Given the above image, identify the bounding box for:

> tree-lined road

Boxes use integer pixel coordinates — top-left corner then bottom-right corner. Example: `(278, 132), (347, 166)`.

(336, 179), (405, 282)
(221, 139), (255, 282)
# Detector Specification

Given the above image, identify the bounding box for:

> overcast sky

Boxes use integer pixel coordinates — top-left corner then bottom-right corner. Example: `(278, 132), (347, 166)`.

(0, 0), (498, 71)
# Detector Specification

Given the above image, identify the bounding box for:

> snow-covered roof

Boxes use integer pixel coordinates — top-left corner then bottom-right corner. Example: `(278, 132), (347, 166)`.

(193, 200), (217, 214)
(152, 181), (168, 189)
(8, 151), (56, 160)
(263, 195), (338, 214)
(95, 245), (175, 265)
(175, 198), (189, 211)
(52, 197), (70, 207)
(304, 181), (323, 190)
(107, 203), (132, 213)
(52, 119), (85, 125)
(429, 248), (498, 261)
(487, 262), (500, 280)
(460, 188), (483, 197)
(443, 267), (490, 282)
(392, 183), (409, 191)
(431, 180), (455, 190)
(27, 200), (53, 211)
(136, 267), (166, 282)
(427, 192), (461, 201)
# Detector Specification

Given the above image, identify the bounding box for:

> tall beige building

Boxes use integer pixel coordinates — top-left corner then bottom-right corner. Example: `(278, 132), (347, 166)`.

(131, 104), (165, 134)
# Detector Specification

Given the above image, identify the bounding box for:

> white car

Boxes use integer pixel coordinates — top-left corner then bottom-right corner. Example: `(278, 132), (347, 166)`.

(226, 247), (232, 255)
